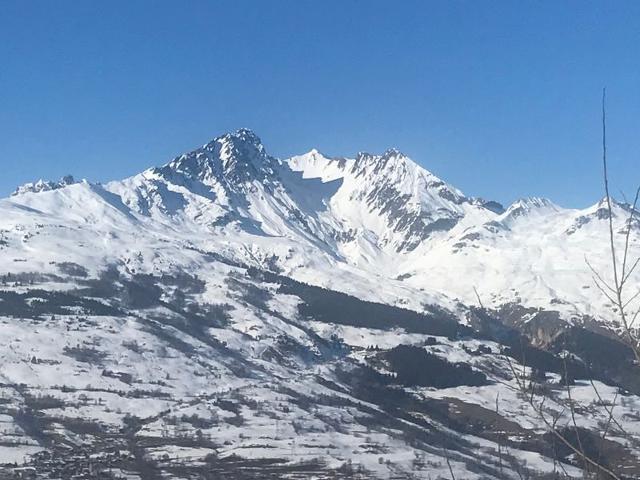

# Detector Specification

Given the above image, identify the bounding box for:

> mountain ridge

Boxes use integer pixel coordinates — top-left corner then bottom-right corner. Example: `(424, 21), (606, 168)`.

(5, 128), (640, 329)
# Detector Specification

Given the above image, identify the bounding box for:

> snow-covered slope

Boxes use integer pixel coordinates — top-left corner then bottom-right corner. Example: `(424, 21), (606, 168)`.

(288, 148), (498, 255)
(398, 196), (640, 326)
(2, 129), (640, 478)
(3, 128), (639, 328)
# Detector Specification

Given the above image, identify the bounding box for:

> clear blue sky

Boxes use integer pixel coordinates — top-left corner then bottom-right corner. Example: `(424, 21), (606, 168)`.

(1, 1), (639, 207)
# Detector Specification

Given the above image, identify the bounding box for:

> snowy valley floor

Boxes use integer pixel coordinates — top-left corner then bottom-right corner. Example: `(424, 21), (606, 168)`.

(0, 263), (639, 479)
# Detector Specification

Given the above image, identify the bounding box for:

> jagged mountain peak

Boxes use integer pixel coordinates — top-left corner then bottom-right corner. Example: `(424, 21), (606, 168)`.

(513, 196), (557, 208)
(355, 147), (406, 161)
(295, 148), (344, 164)
(300, 148), (346, 164)
(381, 147), (406, 159)
(501, 196), (559, 220)
(578, 196), (638, 223)
(288, 143), (502, 252)
(157, 128), (276, 187)
(353, 148), (408, 167)
(594, 195), (634, 211)
(351, 149), (429, 184)
(12, 174), (80, 196)
(293, 145), (465, 207)
(207, 128), (265, 158)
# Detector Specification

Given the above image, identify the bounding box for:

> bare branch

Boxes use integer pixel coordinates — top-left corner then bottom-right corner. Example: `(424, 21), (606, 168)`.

(591, 276), (618, 305)
(495, 393), (504, 478)
(598, 89), (640, 363)
(587, 375), (628, 437)
(563, 354), (588, 475)
(473, 286), (484, 309)
(443, 447), (456, 480)
(630, 306), (640, 330)
(602, 88), (621, 294)
(585, 256), (617, 294)
(620, 186), (640, 282)
(503, 349), (623, 480)
(622, 257), (640, 286)
(622, 289), (640, 310)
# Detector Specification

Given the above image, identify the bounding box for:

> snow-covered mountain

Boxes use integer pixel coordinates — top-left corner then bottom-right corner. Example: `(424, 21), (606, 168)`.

(4, 128), (638, 327)
(1, 129), (640, 479)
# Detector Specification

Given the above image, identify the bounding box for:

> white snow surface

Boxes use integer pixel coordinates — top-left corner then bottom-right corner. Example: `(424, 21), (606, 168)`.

(3, 129), (638, 328)
(1, 129), (639, 478)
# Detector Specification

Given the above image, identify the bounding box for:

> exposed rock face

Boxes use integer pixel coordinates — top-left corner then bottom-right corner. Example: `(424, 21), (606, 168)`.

(13, 174), (79, 196)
